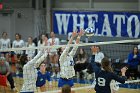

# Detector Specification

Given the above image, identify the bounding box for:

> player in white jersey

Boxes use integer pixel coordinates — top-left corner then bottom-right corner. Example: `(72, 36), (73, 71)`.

(58, 30), (84, 87)
(20, 49), (48, 93)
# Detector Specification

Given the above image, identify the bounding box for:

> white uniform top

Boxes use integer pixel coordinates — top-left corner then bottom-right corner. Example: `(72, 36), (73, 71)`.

(138, 44), (140, 50)
(48, 38), (59, 55)
(20, 51), (48, 92)
(12, 40), (25, 54)
(59, 45), (78, 79)
(95, 52), (104, 63)
(0, 38), (11, 49)
(37, 40), (50, 53)
(25, 43), (36, 59)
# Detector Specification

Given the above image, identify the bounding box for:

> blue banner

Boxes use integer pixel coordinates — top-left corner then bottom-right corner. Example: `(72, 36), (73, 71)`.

(53, 11), (140, 38)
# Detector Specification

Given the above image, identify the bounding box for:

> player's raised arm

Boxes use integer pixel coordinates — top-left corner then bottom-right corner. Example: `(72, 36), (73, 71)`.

(112, 67), (127, 83)
(25, 50), (43, 66)
(69, 29), (84, 57)
(59, 31), (77, 62)
(34, 50), (48, 68)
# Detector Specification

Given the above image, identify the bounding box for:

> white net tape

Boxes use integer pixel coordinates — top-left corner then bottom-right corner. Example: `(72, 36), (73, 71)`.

(0, 39), (140, 52)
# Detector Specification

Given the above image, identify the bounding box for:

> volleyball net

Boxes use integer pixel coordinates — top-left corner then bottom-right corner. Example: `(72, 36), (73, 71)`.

(0, 39), (140, 93)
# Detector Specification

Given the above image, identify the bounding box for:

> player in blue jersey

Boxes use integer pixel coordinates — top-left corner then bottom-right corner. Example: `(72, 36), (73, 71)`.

(36, 62), (52, 92)
(90, 56), (127, 93)
(58, 30), (84, 88)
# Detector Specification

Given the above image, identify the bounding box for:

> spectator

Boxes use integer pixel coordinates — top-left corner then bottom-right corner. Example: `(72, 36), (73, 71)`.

(0, 32), (11, 50)
(25, 36), (36, 60)
(82, 45), (104, 82)
(0, 57), (17, 91)
(82, 45), (98, 74)
(127, 46), (140, 79)
(38, 34), (48, 46)
(74, 48), (88, 80)
(38, 33), (49, 53)
(0, 32), (11, 60)
(94, 46), (104, 67)
(12, 33), (25, 55)
(48, 31), (60, 78)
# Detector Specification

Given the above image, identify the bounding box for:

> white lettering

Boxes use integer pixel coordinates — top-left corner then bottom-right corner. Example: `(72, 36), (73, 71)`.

(72, 14), (85, 31)
(87, 14), (98, 35)
(113, 15), (125, 37)
(101, 14), (112, 36)
(127, 15), (140, 38)
(55, 14), (70, 34)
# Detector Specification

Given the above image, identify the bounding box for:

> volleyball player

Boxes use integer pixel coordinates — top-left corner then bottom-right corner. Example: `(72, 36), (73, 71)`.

(58, 30), (84, 87)
(90, 57), (127, 93)
(36, 62), (52, 92)
(20, 49), (48, 93)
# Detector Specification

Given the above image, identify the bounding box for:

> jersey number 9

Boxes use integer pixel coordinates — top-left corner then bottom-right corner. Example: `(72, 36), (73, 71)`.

(98, 77), (106, 86)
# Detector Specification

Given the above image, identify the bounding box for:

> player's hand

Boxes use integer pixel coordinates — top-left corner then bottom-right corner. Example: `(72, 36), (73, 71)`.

(133, 55), (137, 58)
(79, 29), (84, 37)
(71, 31), (78, 38)
(121, 66), (128, 75)
(121, 67), (127, 72)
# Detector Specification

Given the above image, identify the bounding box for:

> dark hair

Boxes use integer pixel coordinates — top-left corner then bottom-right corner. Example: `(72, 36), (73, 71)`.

(40, 33), (48, 44)
(133, 46), (139, 54)
(101, 57), (113, 72)
(27, 36), (33, 47)
(57, 47), (63, 56)
(96, 45), (101, 51)
(77, 48), (86, 61)
(2, 32), (7, 36)
(15, 33), (21, 39)
(62, 85), (71, 93)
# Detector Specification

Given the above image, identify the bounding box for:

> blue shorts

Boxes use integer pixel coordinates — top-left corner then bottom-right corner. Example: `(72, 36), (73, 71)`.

(36, 80), (46, 87)
(58, 77), (74, 87)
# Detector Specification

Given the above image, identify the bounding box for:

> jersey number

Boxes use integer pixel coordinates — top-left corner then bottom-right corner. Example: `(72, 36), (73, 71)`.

(98, 77), (106, 86)
(70, 61), (74, 66)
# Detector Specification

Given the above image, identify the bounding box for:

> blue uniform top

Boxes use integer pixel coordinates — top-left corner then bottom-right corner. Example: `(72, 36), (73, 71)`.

(91, 56), (126, 93)
(36, 71), (51, 87)
(127, 52), (140, 69)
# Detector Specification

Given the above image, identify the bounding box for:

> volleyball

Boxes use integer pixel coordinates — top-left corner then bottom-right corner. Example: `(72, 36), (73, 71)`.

(84, 27), (95, 37)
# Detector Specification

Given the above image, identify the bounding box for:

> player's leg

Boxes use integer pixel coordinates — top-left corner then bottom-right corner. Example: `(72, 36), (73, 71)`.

(7, 73), (15, 89)
(39, 85), (46, 92)
(49, 54), (56, 77)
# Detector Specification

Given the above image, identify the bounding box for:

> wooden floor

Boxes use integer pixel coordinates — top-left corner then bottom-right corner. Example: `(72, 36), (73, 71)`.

(0, 78), (140, 93)
(0, 86), (140, 93)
